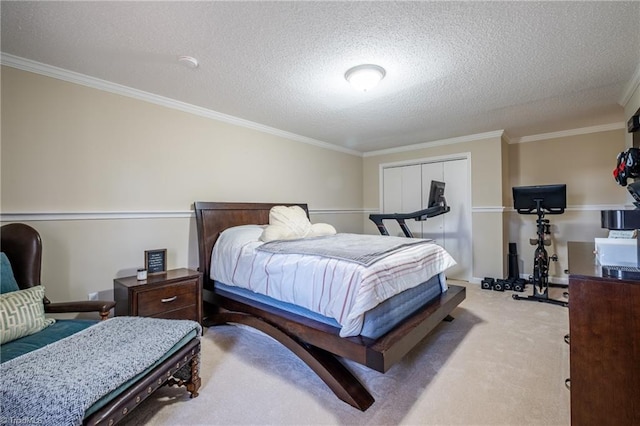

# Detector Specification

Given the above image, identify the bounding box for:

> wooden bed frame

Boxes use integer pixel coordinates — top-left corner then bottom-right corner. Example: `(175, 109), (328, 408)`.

(194, 201), (466, 411)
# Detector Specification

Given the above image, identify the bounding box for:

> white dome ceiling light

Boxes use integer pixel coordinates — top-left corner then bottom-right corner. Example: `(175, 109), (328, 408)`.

(178, 55), (199, 69)
(344, 64), (386, 91)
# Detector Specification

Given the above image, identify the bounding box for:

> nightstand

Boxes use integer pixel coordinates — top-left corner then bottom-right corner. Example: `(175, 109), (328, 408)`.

(113, 268), (202, 323)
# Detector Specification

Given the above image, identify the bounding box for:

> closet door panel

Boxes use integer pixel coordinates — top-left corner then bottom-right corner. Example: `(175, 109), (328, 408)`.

(382, 165), (422, 237)
(382, 158), (472, 281)
(421, 162), (445, 245)
(383, 167), (402, 214)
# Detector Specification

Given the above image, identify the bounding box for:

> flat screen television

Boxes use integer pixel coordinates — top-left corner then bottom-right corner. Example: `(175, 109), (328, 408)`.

(428, 180), (446, 208)
(513, 184), (566, 214)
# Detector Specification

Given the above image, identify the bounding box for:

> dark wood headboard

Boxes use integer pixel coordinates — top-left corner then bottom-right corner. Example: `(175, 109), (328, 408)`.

(193, 202), (308, 290)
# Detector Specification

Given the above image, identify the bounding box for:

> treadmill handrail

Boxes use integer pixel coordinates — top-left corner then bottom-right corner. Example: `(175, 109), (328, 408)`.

(370, 205), (450, 221)
(369, 205), (450, 237)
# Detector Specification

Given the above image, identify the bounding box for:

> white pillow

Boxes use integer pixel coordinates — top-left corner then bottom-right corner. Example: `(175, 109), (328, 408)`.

(259, 205), (336, 242)
(217, 225), (265, 248)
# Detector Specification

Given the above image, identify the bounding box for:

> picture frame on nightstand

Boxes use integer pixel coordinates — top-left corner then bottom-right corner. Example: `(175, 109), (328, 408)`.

(144, 248), (167, 275)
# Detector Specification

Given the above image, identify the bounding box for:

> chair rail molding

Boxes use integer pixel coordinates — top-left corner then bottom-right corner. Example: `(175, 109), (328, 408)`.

(0, 208), (368, 222)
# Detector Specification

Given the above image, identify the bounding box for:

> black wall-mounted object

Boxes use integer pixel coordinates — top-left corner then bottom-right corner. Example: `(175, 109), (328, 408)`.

(628, 109), (640, 133)
(631, 107), (640, 149)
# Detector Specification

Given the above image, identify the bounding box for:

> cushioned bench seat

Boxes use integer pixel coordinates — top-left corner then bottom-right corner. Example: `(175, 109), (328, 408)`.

(1, 320), (200, 421)
(1, 319), (97, 363)
(1, 316), (202, 426)
(85, 328), (199, 419)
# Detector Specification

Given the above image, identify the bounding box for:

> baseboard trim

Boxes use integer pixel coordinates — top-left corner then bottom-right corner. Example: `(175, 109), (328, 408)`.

(470, 275), (569, 286)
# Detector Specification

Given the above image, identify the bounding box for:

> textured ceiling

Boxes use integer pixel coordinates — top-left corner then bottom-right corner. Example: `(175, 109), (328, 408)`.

(2, 1), (639, 153)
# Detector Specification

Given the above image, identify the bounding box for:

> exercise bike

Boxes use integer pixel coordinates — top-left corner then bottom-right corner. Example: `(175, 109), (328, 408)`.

(512, 184), (568, 307)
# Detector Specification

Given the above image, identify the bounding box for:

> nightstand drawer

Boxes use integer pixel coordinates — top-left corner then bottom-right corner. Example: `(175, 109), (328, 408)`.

(150, 305), (198, 321)
(137, 280), (198, 317)
(114, 268), (203, 324)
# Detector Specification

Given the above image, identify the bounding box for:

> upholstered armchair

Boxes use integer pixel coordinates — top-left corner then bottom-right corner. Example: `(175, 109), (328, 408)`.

(1, 223), (115, 319)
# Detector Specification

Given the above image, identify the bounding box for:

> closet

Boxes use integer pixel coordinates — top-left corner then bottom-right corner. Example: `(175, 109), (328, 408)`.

(381, 157), (471, 280)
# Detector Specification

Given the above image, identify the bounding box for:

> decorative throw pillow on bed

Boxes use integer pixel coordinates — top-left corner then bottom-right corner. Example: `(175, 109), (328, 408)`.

(0, 285), (55, 344)
(260, 205), (337, 242)
(1, 252), (20, 294)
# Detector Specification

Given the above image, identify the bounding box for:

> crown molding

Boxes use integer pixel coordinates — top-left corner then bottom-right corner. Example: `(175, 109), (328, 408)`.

(510, 122), (625, 144)
(0, 53), (362, 157)
(619, 62), (640, 107)
(501, 132), (513, 145)
(363, 130), (505, 157)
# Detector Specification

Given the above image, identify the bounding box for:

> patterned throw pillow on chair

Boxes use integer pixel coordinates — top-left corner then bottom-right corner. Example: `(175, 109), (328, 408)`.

(0, 285), (55, 344)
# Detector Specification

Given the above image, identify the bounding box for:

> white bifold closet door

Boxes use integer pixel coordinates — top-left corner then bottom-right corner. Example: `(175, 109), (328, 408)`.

(382, 164), (423, 238)
(382, 158), (471, 281)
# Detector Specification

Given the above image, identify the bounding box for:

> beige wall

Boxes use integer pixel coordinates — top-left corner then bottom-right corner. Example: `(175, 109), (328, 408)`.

(363, 129), (628, 283)
(1, 66), (363, 306)
(509, 130), (626, 205)
(507, 129), (627, 282)
(1, 67), (362, 212)
(1, 64), (633, 305)
(363, 135), (506, 280)
(363, 136), (504, 211)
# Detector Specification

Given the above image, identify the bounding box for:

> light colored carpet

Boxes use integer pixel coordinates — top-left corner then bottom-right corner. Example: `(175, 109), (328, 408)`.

(120, 282), (570, 425)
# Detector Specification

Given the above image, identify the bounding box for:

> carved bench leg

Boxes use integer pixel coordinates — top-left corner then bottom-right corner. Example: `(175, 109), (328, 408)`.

(186, 353), (201, 398)
(166, 346), (201, 398)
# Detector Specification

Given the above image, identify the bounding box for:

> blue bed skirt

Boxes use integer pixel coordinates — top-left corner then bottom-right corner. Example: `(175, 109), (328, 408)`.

(215, 273), (444, 339)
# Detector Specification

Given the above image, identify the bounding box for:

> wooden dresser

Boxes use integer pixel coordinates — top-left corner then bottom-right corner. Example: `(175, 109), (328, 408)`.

(567, 242), (640, 426)
(114, 268), (202, 323)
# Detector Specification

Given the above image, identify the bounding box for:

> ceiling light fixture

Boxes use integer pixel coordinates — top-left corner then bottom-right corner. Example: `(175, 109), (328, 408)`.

(345, 64), (386, 91)
(178, 55), (199, 69)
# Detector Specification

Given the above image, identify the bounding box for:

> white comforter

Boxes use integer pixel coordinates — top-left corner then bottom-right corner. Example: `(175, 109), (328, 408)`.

(211, 225), (456, 337)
